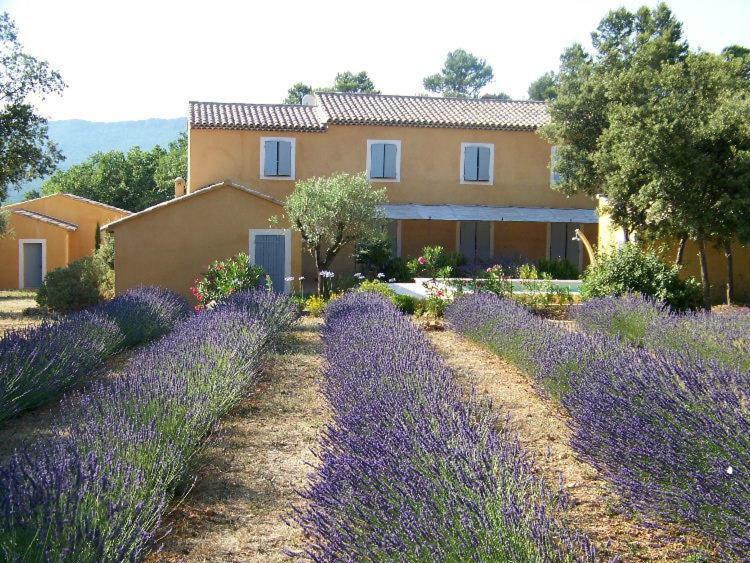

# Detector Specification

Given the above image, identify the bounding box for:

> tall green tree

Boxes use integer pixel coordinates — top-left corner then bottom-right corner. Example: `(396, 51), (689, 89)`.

(481, 92), (511, 100)
(281, 172), (386, 296)
(423, 49), (494, 98)
(0, 12), (65, 206)
(528, 71), (557, 100)
(284, 82), (313, 104)
(332, 71), (379, 93)
(542, 3), (750, 307)
(42, 133), (187, 212)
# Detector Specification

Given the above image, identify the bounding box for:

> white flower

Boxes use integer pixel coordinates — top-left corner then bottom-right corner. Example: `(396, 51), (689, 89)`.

(354, 273), (365, 280)
(298, 276), (305, 281)
(727, 466), (734, 475)
(319, 270), (335, 278)
(388, 278), (396, 283)
(284, 276), (295, 282)
(376, 272), (385, 278)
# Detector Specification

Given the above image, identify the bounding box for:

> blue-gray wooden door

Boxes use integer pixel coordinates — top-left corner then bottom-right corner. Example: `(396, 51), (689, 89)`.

(549, 223), (580, 267)
(23, 242), (43, 289)
(459, 221), (491, 264)
(254, 234), (286, 293)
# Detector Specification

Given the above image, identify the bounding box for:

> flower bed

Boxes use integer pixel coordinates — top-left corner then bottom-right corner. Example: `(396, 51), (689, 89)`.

(571, 294), (750, 370)
(0, 286), (190, 422)
(294, 292), (595, 561)
(0, 290), (298, 561)
(446, 293), (750, 556)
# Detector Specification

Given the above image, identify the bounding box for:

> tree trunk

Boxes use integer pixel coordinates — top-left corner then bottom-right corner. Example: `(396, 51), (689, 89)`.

(623, 227), (630, 243)
(697, 237), (711, 310)
(675, 237), (687, 266)
(724, 239), (734, 305)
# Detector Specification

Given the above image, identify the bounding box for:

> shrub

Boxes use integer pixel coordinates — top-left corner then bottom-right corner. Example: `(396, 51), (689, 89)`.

(0, 291), (298, 561)
(536, 257), (579, 279)
(581, 243), (702, 311)
(407, 245), (463, 278)
(294, 293), (595, 561)
(304, 295), (327, 317)
(393, 293), (417, 314)
(354, 235), (413, 282)
(447, 293), (750, 556)
(36, 256), (112, 313)
(98, 286), (191, 348)
(191, 253), (265, 308)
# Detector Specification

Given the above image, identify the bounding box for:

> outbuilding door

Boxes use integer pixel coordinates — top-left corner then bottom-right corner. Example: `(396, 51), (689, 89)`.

(250, 229), (291, 293)
(20, 240), (45, 289)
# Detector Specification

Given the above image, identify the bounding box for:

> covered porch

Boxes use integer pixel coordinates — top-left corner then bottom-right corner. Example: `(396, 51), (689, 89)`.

(382, 204), (599, 270)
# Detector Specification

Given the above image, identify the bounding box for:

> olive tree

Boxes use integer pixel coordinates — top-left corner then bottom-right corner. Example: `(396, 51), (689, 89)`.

(282, 172), (387, 295)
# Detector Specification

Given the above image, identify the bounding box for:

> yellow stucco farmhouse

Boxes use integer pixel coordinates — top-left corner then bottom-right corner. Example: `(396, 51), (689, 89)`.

(105, 92), (600, 297)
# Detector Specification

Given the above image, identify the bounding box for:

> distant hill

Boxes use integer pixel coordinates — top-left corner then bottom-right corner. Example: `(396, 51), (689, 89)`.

(5, 117), (187, 203)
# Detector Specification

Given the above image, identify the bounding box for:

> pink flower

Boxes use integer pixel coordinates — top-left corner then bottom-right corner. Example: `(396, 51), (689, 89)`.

(418, 256), (427, 265)
(436, 290), (444, 297)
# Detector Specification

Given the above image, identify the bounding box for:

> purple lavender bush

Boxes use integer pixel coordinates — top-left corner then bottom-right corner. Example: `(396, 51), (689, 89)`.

(0, 286), (190, 423)
(98, 286), (191, 348)
(0, 311), (123, 422)
(295, 292), (595, 561)
(572, 294), (750, 370)
(0, 290), (299, 561)
(446, 292), (750, 557)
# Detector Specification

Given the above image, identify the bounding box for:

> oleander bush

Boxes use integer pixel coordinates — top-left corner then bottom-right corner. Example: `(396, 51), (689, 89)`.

(294, 292), (595, 561)
(446, 293), (750, 556)
(0, 286), (190, 422)
(191, 253), (266, 309)
(0, 290), (298, 562)
(573, 294), (750, 370)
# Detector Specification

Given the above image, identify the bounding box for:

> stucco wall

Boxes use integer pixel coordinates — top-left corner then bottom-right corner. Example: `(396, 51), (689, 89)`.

(0, 215), (69, 289)
(109, 185), (301, 299)
(400, 220), (458, 258)
(188, 125), (595, 210)
(494, 221), (547, 262)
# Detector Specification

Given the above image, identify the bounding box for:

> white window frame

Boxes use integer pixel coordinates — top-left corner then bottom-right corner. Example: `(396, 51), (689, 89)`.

(260, 137), (296, 180)
(459, 142), (494, 185)
(366, 139), (401, 182)
(18, 238), (47, 289)
(249, 228), (292, 293)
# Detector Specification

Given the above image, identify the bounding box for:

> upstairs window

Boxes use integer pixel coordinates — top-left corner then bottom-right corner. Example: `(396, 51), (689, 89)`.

(550, 146), (562, 186)
(461, 143), (493, 184)
(367, 140), (401, 182)
(261, 137), (295, 179)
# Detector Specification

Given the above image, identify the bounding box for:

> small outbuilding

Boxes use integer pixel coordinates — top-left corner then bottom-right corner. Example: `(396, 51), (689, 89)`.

(0, 193), (131, 289)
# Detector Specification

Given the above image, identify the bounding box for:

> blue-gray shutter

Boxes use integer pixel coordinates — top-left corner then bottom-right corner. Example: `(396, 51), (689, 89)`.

(23, 242), (44, 288)
(264, 140), (278, 176)
(370, 143), (385, 178)
(255, 234), (286, 293)
(383, 143), (398, 179)
(277, 141), (292, 176)
(459, 221), (477, 261)
(549, 223), (567, 260)
(477, 147), (491, 181)
(476, 221), (491, 261)
(387, 220), (399, 256)
(463, 146), (478, 181)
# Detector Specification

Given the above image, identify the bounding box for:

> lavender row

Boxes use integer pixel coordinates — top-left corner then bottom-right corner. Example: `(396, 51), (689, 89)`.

(446, 293), (750, 557)
(0, 286), (191, 422)
(295, 292), (595, 562)
(572, 294), (750, 370)
(0, 290), (299, 562)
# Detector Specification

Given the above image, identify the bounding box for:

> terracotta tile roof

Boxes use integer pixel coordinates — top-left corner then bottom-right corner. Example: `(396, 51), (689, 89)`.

(189, 93), (549, 132)
(13, 209), (78, 230)
(189, 101), (327, 132)
(317, 92), (549, 131)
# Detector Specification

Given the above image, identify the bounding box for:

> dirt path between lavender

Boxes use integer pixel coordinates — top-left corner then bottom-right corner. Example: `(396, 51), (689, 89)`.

(150, 316), (326, 562)
(426, 327), (712, 562)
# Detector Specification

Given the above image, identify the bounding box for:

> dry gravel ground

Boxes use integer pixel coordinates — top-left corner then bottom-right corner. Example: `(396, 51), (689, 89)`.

(149, 316), (326, 562)
(0, 289), (46, 335)
(426, 327), (714, 562)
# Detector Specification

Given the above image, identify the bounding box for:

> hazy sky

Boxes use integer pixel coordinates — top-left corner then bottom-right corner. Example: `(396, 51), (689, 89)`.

(2, 0), (748, 122)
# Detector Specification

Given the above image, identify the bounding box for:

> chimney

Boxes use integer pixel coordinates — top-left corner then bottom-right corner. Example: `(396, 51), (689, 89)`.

(174, 177), (186, 198)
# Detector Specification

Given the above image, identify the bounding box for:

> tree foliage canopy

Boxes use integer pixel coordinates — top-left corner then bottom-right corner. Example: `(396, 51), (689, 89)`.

(282, 172), (386, 276)
(0, 12), (65, 204)
(284, 71), (378, 104)
(423, 49), (494, 98)
(527, 71), (557, 101)
(41, 133), (187, 212)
